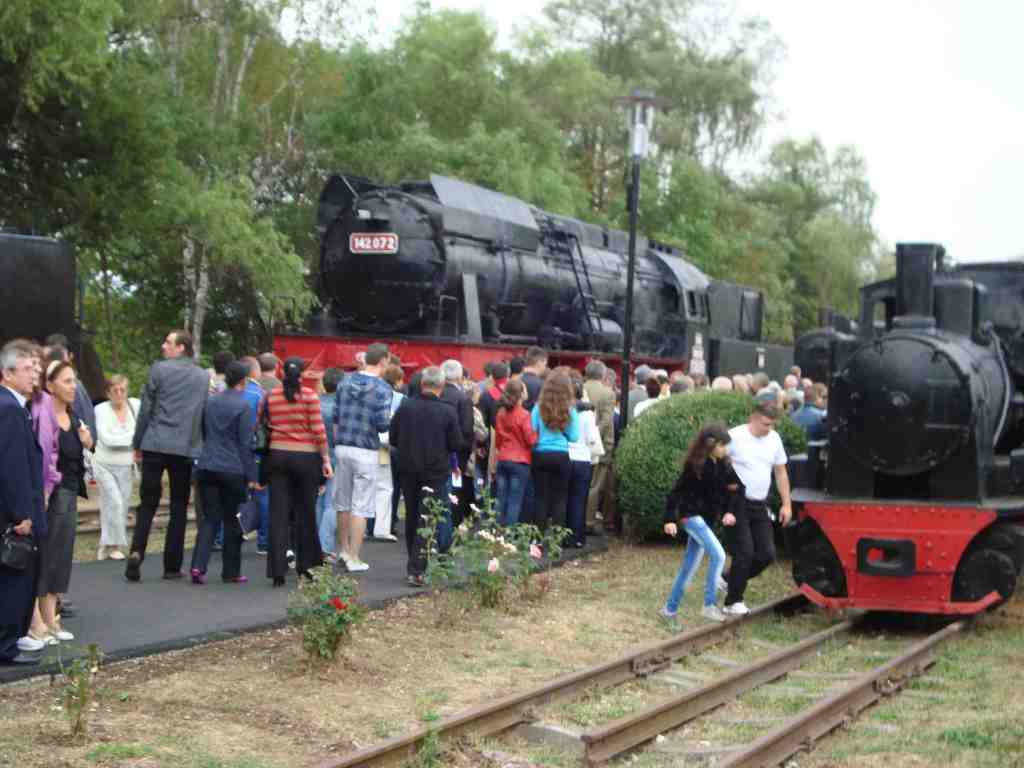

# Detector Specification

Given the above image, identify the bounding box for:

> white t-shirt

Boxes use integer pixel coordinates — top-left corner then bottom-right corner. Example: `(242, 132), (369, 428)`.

(728, 424), (787, 501)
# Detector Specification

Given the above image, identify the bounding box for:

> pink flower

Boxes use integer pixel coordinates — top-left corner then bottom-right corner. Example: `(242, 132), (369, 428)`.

(530, 544), (542, 560)
(449, 494), (459, 505)
(487, 558), (500, 573)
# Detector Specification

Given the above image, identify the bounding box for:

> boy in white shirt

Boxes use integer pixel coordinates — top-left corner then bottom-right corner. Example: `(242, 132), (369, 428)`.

(722, 401), (792, 614)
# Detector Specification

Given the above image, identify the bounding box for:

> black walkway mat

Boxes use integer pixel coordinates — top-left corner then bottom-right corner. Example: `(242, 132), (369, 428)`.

(1, 532), (608, 684)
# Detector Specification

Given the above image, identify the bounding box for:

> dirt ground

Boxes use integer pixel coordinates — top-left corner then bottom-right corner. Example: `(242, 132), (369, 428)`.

(0, 541), (1020, 768)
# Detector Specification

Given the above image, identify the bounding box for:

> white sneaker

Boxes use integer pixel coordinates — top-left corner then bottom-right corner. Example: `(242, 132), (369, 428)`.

(722, 602), (750, 616)
(50, 626), (75, 642)
(17, 635), (45, 652)
(347, 559), (369, 573)
(701, 605), (727, 622)
(717, 576), (728, 595)
(373, 534), (398, 542)
(339, 551), (353, 567)
(96, 546), (108, 561)
(285, 549), (296, 570)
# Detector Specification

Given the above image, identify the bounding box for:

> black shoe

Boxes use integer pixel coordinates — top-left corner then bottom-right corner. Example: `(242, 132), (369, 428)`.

(272, 577), (286, 588)
(162, 571), (184, 580)
(1, 653), (40, 666)
(125, 553), (142, 582)
(406, 574), (425, 588)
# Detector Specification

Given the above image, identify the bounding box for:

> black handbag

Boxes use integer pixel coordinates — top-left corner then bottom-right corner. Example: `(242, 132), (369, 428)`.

(0, 525), (36, 571)
(236, 495), (262, 538)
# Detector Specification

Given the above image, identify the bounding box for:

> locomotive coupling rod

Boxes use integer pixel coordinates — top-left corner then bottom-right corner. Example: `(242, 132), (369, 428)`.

(718, 620), (968, 768)
(313, 593), (806, 768)
(581, 619), (856, 766)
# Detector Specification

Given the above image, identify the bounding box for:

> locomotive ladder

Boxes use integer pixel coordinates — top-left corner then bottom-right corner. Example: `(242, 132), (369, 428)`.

(565, 233), (604, 338)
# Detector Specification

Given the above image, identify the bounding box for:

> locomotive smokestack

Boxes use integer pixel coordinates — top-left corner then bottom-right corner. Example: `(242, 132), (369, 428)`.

(894, 242), (943, 328)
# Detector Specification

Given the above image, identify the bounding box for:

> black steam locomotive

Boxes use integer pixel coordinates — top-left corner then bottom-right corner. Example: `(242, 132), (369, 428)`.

(0, 233), (106, 398)
(305, 173), (792, 380)
(791, 243), (1024, 614)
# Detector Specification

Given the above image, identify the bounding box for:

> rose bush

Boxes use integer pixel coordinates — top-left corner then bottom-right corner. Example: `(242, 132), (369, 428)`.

(286, 566), (365, 665)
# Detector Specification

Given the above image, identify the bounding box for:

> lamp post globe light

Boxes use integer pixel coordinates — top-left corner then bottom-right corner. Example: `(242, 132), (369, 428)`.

(617, 88), (663, 434)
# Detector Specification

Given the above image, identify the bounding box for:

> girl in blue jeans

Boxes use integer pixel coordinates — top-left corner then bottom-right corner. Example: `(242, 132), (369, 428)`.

(661, 423), (741, 627)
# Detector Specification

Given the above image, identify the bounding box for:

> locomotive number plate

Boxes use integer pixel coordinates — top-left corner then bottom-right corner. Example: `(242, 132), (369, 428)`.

(349, 233), (399, 254)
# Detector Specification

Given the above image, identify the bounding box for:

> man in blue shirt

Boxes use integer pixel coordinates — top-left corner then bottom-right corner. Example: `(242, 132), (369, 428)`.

(239, 357), (269, 553)
(792, 383), (827, 441)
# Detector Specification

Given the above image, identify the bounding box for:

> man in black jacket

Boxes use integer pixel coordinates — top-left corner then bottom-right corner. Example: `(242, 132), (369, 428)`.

(0, 341), (45, 665)
(440, 359), (475, 527)
(390, 366), (463, 586)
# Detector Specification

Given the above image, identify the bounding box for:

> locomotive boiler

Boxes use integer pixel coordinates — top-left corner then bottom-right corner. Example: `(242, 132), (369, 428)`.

(288, 173), (793, 380)
(791, 243), (1024, 614)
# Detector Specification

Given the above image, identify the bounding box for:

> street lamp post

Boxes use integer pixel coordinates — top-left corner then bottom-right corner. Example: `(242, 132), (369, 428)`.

(617, 89), (661, 435)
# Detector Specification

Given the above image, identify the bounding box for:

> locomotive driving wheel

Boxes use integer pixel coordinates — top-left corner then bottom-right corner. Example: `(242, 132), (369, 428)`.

(791, 517), (847, 598)
(953, 526), (1021, 604)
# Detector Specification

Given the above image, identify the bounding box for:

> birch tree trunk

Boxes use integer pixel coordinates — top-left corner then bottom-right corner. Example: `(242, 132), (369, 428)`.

(190, 243), (210, 359)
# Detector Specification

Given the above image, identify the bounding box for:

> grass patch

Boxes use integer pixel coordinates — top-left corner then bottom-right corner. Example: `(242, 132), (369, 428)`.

(86, 743), (156, 762)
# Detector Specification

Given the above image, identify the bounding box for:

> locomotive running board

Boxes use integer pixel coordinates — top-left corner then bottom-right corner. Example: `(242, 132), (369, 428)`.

(799, 583), (1000, 615)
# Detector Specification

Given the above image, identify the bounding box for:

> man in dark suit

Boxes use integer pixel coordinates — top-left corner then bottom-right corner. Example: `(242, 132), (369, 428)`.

(0, 341), (46, 665)
(126, 329), (210, 582)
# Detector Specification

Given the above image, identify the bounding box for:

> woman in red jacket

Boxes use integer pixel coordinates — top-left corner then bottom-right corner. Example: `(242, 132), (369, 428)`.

(492, 379), (537, 525)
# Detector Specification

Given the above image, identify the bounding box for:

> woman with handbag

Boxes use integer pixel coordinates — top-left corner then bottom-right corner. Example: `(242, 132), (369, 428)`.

(37, 361), (92, 643)
(566, 371), (604, 548)
(189, 361), (258, 584)
(92, 375), (139, 561)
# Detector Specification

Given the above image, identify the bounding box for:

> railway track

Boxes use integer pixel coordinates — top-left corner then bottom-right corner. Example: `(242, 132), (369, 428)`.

(314, 594), (969, 768)
(313, 593), (807, 768)
(580, 619), (967, 766)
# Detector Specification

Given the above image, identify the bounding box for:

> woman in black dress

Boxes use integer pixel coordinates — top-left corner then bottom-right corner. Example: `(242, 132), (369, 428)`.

(38, 361), (92, 642)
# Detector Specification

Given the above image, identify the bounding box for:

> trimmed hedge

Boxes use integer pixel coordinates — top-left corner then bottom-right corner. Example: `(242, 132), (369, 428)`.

(614, 392), (808, 540)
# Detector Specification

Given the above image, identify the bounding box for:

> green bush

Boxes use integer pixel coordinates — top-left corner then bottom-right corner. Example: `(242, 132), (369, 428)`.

(614, 392), (808, 540)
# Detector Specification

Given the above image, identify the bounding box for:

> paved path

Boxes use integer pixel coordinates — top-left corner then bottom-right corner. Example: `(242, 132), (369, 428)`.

(1, 533), (607, 684)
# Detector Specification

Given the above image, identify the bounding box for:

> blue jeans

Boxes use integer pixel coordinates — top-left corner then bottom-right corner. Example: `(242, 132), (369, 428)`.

(567, 461), (593, 545)
(316, 454), (338, 555)
(495, 461), (531, 526)
(255, 454), (270, 551)
(664, 516), (726, 613)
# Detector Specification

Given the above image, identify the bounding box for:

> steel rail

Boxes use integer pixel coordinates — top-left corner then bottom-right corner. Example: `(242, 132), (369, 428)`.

(313, 592), (806, 768)
(718, 619), (968, 768)
(581, 619), (856, 765)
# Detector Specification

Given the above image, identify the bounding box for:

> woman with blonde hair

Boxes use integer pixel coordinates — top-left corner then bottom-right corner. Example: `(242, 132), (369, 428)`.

(92, 375), (140, 560)
(529, 371), (579, 531)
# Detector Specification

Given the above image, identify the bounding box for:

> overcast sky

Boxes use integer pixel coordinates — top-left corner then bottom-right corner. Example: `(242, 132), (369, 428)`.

(365, 0), (1024, 262)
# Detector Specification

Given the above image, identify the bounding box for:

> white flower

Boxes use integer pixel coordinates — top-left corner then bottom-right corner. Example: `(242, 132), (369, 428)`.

(458, 523), (470, 534)
(503, 542), (517, 554)
(449, 494), (459, 505)
(421, 485), (435, 493)
(478, 530), (495, 542)
(487, 558), (500, 573)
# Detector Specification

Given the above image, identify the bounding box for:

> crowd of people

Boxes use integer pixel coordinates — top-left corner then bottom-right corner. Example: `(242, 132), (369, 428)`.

(0, 326), (830, 664)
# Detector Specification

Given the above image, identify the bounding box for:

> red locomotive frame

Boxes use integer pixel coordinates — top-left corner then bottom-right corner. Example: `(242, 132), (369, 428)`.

(798, 501), (1002, 615)
(273, 333), (688, 386)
